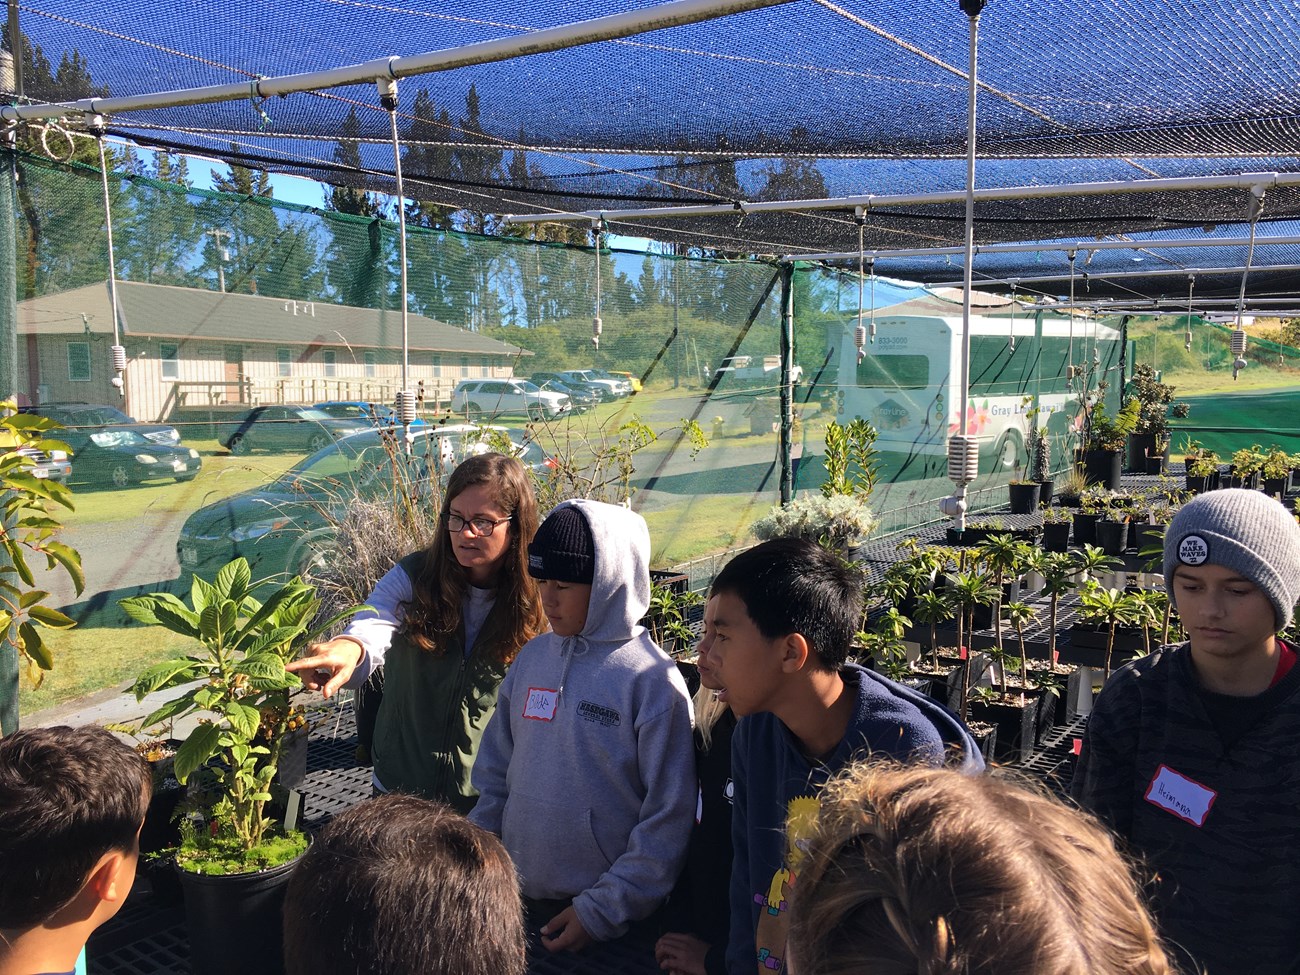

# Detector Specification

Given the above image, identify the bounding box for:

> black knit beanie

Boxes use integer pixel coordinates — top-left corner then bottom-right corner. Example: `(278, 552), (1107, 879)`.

(528, 505), (595, 584)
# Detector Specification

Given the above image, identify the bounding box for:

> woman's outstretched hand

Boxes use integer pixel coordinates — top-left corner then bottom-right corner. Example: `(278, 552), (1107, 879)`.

(285, 637), (365, 698)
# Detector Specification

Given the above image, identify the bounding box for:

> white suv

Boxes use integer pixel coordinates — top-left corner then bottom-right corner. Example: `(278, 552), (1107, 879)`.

(451, 379), (571, 420)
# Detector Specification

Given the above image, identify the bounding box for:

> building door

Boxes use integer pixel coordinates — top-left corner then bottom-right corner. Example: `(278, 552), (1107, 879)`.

(224, 345), (244, 403)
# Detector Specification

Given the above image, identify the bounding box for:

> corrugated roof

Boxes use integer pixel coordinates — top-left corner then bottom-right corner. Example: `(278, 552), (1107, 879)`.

(15, 281), (530, 357)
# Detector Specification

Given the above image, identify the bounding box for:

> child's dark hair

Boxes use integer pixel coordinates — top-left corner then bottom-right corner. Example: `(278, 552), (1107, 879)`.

(0, 725), (150, 930)
(790, 762), (1174, 975)
(283, 793), (526, 975)
(710, 537), (862, 671)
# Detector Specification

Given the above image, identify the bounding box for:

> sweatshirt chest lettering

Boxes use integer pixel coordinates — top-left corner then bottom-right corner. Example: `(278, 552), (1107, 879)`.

(577, 700), (621, 726)
(1144, 764), (1217, 826)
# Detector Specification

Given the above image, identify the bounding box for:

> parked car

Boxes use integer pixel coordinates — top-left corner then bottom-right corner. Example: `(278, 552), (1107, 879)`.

(312, 400), (428, 427)
(177, 424), (549, 579)
(216, 406), (371, 455)
(587, 369), (634, 396)
(555, 370), (624, 401)
(15, 444), (72, 483)
(531, 377), (598, 412)
(20, 403), (198, 486)
(449, 379), (570, 420)
(607, 370), (643, 393)
(531, 371), (608, 405)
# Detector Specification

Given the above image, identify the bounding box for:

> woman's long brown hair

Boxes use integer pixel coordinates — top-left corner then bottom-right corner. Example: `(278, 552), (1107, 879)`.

(402, 452), (545, 663)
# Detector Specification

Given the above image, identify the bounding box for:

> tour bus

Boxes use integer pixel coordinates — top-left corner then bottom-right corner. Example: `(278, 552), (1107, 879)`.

(831, 292), (1125, 475)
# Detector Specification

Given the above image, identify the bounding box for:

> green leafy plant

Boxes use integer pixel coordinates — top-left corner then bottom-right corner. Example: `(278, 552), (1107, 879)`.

(121, 559), (361, 872)
(0, 404), (83, 694)
(1182, 439), (1220, 478)
(1076, 581), (1142, 678)
(1084, 397), (1140, 452)
(1261, 446), (1292, 482)
(1125, 363), (1188, 446)
(820, 418), (881, 499)
(911, 588), (956, 671)
(643, 579), (704, 657)
(1040, 552), (1077, 663)
(1231, 444), (1266, 479)
(855, 606), (912, 681)
(1004, 600), (1037, 697)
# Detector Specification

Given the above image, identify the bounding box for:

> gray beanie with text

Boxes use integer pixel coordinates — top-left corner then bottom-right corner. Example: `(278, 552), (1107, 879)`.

(1164, 488), (1300, 631)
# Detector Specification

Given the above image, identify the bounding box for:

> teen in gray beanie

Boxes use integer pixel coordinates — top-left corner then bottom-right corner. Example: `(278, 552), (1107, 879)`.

(1162, 487), (1300, 631)
(1076, 486), (1300, 975)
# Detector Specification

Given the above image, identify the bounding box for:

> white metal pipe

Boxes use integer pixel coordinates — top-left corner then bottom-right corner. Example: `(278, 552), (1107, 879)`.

(1063, 296), (1300, 309)
(789, 233), (1300, 264)
(505, 172), (1300, 225)
(932, 263), (1300, 288)
(0, 0), (793, 122)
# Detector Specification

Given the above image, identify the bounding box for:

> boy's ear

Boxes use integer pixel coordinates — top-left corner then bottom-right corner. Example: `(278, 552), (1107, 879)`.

(779, 633), (811, 673)
(87, 850), (134, 905)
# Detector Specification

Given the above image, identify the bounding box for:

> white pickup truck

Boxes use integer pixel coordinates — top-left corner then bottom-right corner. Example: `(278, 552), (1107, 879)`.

(712, 355), (804, 386)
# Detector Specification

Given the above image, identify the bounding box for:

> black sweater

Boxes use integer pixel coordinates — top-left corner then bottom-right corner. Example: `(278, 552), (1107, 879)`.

(662, 707), (737, 975)
(1071, 643), (1300, 975)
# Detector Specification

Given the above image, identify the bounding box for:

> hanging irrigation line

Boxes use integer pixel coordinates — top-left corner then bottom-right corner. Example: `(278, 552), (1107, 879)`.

(928, 261), (1300, 289)
(379, 78), (417, 447)
(89, 115), (128, 400)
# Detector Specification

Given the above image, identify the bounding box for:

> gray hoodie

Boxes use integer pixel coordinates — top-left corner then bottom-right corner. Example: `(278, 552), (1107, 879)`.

(470, 499), (696, 941)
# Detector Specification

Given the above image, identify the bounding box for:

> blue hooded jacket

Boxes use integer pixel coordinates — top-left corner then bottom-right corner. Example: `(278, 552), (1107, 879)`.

(726, 662), (984, 975)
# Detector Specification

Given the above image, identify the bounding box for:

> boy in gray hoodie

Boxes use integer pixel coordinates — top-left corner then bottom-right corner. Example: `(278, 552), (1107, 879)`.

(470, 499), (696, 953)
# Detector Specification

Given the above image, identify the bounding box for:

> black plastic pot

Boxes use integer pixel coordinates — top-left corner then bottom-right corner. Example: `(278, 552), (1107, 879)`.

(1082, 448), (1123, 489)
(1126, 434), (1169, 474)
(1263, 476), (1289, 498)
(1229, 468), (1260, 490)
(969, 694), (1042, 764)
(1072, 511), (1100, 547)
(178, 851), (303, 975)
(1007, 482), (1040, 514)
(1037, 478), (1055, 507)
(1131, 522), (1164, 557)
(1057, 623), (1148, 669)
(1185, 472), (1214, 494)
(1094, 518), (1129, 556)
(1042, 520), (1071, 552)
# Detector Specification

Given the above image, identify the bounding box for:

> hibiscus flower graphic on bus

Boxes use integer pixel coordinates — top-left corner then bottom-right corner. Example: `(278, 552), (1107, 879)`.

(949, 401), (992, 437)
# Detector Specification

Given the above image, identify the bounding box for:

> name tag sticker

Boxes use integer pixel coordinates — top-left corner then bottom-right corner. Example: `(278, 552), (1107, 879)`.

(1144, 764), (1217, 827)
(523, 686), (559, 722)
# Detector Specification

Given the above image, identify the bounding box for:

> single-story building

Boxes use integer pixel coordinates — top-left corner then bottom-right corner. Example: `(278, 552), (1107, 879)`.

(16, 281), (532, 422)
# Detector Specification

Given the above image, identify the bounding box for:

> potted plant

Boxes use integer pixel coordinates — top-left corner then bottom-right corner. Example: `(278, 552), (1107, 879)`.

(1054, 465), (1090, 508)
(1072, 486), (1109, 547)
(949, 566), (998, 724)
(1041, 505), (1073, 552)
(1124, 364), (1188, 474)
(751, 492), (878, 558)
(1230, 444), (1265, 490)
(1182, 439), (1220, 493)
(1094, 493), (1133, 557)
(1080, 394), (1139, 489)
(1028, 421), (1054, 506)
(121, 558), (361, 975)
(1260, 446), (1292, 498)
(643, 572), (704, 659)
(1061, 581), (1143, 676)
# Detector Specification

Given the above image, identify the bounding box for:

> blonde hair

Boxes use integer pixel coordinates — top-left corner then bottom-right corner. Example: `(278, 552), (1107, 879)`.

(692, 682), (729, 751)
(790, 763), (1175, 975)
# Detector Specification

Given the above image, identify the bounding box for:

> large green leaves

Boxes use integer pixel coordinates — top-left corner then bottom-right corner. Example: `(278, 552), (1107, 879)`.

(174, 723), (223, 784)
(121, 592), (201, 635)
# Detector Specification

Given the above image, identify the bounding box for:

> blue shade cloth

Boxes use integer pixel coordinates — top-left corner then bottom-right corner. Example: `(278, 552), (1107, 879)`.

(9, 0), (1300, 267)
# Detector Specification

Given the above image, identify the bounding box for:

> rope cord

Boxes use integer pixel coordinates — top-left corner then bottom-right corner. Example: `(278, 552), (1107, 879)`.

(383, 79), (414, 446)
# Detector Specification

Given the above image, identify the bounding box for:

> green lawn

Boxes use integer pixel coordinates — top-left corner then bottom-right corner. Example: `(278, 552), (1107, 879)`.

(17, 625), (200, 718)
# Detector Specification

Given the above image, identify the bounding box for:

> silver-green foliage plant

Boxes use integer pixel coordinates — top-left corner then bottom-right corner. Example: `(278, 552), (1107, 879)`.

(121, 559), (360, 869)
(751, 493), (879, 555)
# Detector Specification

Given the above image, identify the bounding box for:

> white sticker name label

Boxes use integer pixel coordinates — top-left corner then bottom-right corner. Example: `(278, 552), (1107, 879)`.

(1144, 764), (1216, 826)
(523, 686), (559, 722)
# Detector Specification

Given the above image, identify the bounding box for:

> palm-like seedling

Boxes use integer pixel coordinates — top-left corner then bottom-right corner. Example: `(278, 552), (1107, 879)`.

(976, 533), (1029, 655)
(1077, 580), (1143, 678)
(1004, 600), (1037, 698)
(1074, 543), (1123, 585)
(950, 569), (999, 721)
(1130, 588), (1165, 655)
(912, 589), (956, 669)
(1041, 553), (1076, 663)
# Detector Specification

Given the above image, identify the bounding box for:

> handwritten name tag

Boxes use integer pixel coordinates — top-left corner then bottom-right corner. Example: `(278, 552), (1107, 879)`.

(1144, 764), (1216, 827)
(523, 686), (559, 722)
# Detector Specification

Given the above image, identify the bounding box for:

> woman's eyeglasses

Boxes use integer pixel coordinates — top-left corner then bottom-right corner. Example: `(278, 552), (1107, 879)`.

(446, 513), (513, 537)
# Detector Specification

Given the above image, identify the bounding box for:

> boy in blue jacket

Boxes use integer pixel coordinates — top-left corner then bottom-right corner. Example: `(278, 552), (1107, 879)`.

(702, 537), (984, 975)
(470, 499), (696, 954)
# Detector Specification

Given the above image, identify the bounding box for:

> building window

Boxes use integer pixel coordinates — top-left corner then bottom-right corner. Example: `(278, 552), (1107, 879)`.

(160, 342), (179, 381)
(67, 342), (90, 382)
(364, 351), (376, 378)
(432, 354), (442, 378)
(322, 349), (336, 378)
(277, 348), (291, 378)
(460, 356), (470, 377)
